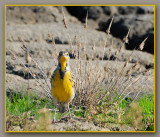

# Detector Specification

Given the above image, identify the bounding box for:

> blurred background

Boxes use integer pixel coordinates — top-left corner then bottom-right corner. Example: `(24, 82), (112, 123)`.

(6, 6), (154, 95)
(6, 6), (154, 54)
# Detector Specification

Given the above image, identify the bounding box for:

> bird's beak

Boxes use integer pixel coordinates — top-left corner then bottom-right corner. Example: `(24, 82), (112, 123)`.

(59, 55), (68, 63)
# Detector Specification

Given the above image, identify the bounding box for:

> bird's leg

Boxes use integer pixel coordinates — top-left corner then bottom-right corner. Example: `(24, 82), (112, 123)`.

(53, 100), (57, 123)
(67, 103), (72, 119)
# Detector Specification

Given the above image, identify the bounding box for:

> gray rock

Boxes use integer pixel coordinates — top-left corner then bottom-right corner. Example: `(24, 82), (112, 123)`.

(6, 42), (154, 68)
(53, 119), (110, 131)
(99, 15), (154, 54)
(6, 73), (51, 98)
(6, 23), (123, 49)
(102, 6), (119, 16)
(8, 126), (23, 131)
(99, 15), (154, 39)
(6, 6), (154, 55)
(6, 6), (80, 24)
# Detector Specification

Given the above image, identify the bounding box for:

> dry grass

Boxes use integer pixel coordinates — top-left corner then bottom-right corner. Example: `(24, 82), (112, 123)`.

(24, 107), (53, 131)
(124, 102), (144, 130)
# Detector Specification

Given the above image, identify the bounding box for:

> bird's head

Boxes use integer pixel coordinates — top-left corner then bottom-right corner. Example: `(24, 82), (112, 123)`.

(58, 51), (70, 71)
(58, 51), (69, 63)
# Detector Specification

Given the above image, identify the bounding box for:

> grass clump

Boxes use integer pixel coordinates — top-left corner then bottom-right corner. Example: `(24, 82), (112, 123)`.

(84, 94), (154, 131)
(6, 91), (53, 131)
(24, 107), (53, 131)
(123, 94), (154, 131)
(124, 102), (144, 130)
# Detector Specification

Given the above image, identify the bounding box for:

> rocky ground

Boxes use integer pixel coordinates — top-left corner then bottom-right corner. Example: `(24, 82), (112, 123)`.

(6, 6), (154, 131)
(8, 116), (136, 131)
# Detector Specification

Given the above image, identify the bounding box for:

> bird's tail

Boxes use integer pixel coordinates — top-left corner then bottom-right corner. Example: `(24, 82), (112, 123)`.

(59, 103), (66, 113)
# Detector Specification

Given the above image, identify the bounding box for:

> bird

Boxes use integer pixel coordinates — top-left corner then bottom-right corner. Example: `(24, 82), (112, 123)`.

(51, 51), (75, 122)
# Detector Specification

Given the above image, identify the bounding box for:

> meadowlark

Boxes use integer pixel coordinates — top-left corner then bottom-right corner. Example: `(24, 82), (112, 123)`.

(51, 51), (75, 122)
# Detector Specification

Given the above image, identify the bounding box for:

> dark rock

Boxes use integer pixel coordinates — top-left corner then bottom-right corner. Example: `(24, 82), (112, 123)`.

(99, 15), (154, 54)
(66, 6), (103, 22)
(102, 6), (154, 16)
(138, 6), (154, 14)
(111, 127), (120, 131)
(127, 30), (154, 54)
(117, 6), (154, 15)
(118, 6), (144, 15)
(31, 6), (47, 13)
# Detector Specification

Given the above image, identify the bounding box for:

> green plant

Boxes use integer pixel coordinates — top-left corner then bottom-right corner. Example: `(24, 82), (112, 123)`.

(139, 94), (154, 131)
(6, 90), (53, 118)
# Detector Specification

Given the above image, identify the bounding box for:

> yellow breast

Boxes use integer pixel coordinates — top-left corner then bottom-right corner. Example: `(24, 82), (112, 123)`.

(51, 70), (74, 103)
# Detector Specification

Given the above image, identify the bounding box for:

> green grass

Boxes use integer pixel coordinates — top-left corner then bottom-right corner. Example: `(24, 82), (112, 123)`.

(83, 93), (154, 131)
(139, 94), (154, 131)
(6, 90), (73, 121)
(6, 90), (154, 131)
(6, 90), (53, 119)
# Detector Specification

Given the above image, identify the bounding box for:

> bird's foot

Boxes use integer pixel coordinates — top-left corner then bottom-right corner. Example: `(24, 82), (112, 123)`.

(52, 117), (57, 124)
